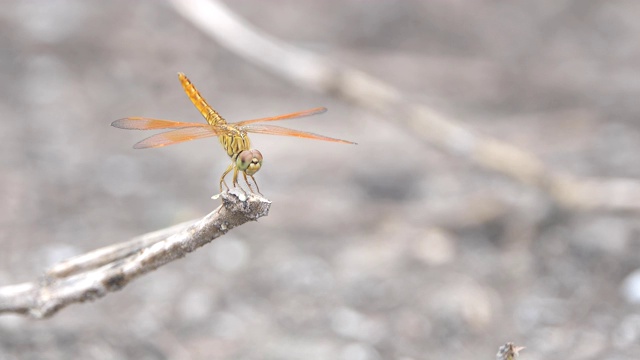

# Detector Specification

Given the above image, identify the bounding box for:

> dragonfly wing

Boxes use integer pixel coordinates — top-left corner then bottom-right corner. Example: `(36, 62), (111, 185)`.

(112, 117), (210, 130)
(133, 126), (220, 149)
(233, 107), (327, 126)
(240, 124), (356, 144)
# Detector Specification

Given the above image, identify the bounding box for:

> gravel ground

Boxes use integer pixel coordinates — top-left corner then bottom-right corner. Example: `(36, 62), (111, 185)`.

(2, 1), (640, 359)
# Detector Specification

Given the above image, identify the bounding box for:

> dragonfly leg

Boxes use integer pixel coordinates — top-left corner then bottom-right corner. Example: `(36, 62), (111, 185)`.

(250, 174), (262, 195)
(232, 166), (239, 188)
(232, 166), (249, 194)
(242, 172), (257, 194)
(219, 163), (234, 192)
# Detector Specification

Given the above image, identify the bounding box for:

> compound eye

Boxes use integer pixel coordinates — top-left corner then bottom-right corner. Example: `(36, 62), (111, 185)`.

(236, 151), (253, 171)
(237, 149), (263, 175)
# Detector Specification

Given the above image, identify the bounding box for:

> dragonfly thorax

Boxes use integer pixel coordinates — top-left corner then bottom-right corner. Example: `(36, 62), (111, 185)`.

(236, 149), (263, 175)
(219, 127), (251, 158)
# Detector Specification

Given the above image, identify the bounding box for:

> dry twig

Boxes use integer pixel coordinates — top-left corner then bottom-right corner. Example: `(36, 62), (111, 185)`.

(170, 0), (640, 212)
(0, 190), (270, 318)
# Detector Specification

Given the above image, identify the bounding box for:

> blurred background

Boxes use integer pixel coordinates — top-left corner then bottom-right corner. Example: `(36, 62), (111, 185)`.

(2, 1), (640, 359)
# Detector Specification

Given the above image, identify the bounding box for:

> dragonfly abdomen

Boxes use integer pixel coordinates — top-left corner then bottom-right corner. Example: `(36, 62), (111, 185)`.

(178, 72), (226, 126)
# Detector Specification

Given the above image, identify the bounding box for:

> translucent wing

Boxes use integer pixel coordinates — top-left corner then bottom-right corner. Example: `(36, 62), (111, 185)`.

(133, 126), (220, 149)
(111, 117), (211, 130)
(233, 107), (327, 126)
(240, 124), (356, 144)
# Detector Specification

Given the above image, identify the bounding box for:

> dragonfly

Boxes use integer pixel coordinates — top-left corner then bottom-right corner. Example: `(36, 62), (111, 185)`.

(111, 73), (356, 194)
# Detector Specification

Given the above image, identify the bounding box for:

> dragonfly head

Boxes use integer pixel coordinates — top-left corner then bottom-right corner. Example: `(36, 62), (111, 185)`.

(237, 149), (263, 176)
